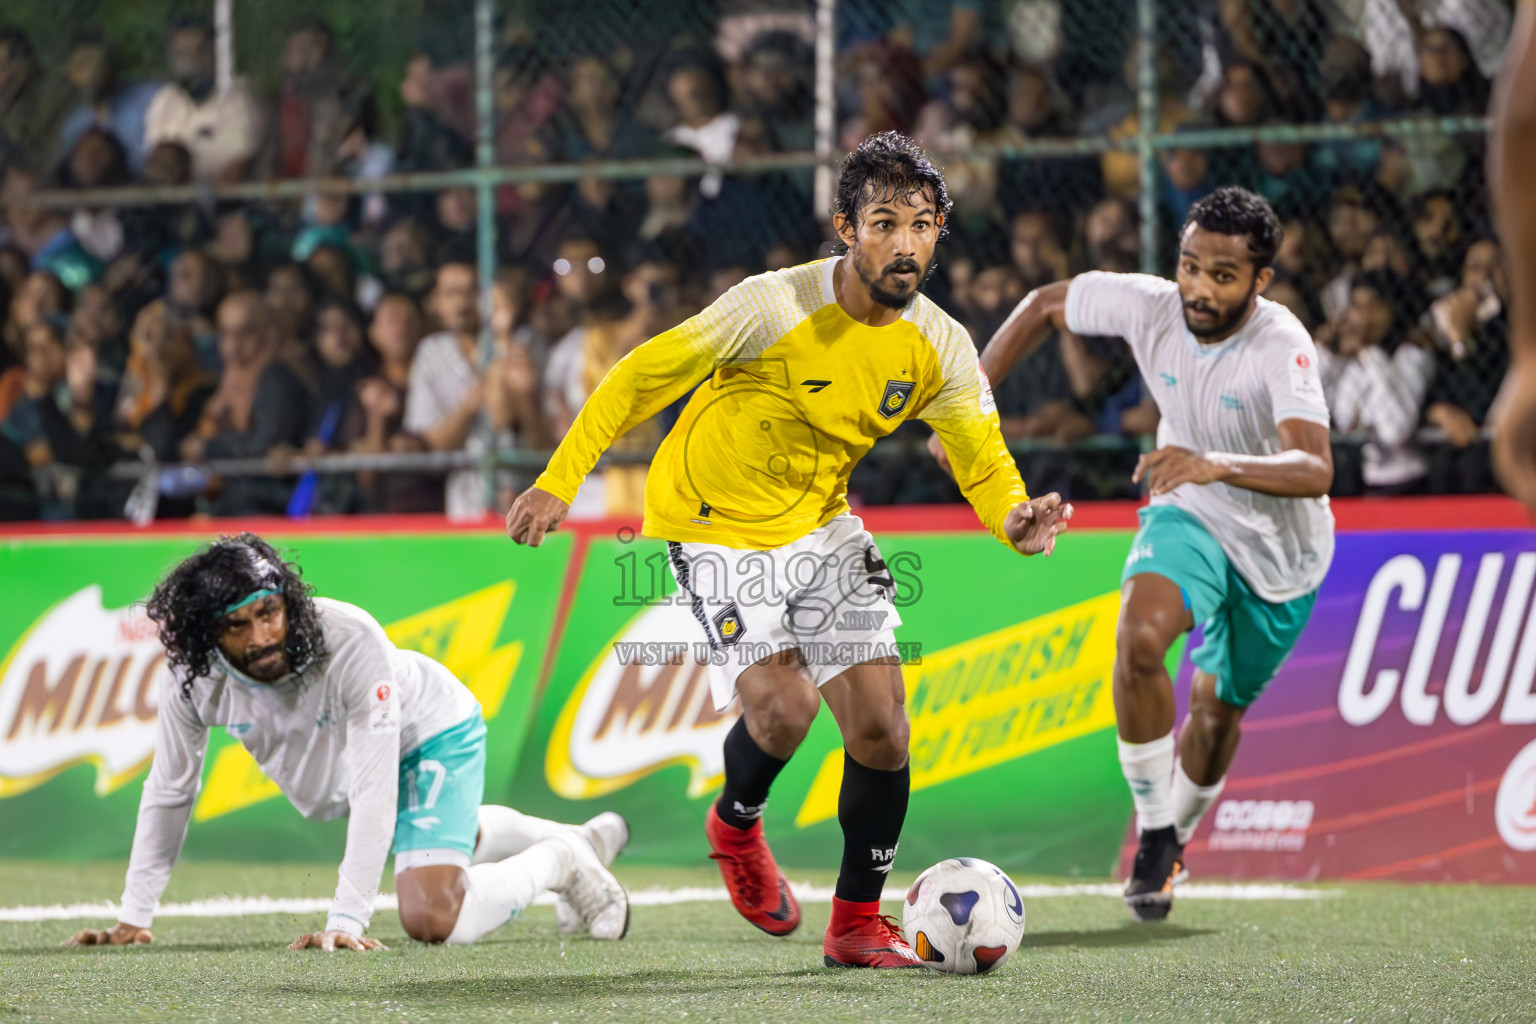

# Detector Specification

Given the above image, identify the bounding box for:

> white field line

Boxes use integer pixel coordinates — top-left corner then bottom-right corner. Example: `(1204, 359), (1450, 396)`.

(0, 882), (1338, 924)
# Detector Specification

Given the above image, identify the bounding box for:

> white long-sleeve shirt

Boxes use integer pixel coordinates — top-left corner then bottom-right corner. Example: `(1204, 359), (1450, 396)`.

(119, 599), (479, 936)
(1324, 343), (1436, 488)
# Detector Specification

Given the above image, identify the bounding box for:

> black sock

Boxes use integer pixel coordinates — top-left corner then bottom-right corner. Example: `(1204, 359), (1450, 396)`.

(716, 718), (788, 829)
(835, 750), (910, 903)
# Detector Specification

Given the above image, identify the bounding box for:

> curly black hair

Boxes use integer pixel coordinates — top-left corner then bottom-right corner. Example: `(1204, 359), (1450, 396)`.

(145, 533), (327, 700)
(1184, 186), (1283, 269)
(832, 131), (953, 247)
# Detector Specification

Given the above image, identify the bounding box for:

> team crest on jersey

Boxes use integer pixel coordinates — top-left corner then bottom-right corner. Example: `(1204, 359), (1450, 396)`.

(878, 380), (916, 419)
(712, 603), (746, 647)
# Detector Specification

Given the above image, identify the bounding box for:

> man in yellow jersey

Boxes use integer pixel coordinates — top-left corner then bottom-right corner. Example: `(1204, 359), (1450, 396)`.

(505, 132), (1072, 968)
(1492, 0), (1536, 513)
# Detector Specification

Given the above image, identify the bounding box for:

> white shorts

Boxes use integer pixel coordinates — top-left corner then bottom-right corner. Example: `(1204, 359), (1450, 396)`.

(665, 514), (905, 709)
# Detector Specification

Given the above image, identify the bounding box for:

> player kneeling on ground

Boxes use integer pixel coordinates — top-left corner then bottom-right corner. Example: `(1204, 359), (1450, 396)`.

(69, 534), (628, 951)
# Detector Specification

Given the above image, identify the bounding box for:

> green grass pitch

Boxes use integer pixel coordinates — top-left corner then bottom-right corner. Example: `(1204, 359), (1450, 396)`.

(2, 861), (1532, 1023)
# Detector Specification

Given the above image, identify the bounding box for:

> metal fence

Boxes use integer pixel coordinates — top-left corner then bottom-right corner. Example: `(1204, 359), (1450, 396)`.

(0, 0), (1517, 522)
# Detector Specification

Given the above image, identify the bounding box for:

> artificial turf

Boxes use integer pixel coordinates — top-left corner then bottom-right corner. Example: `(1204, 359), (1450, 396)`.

(2, 860), (1532, 1023)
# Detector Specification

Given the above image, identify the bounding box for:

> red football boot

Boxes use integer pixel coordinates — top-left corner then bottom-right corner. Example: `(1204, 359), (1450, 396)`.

(705, 802), (800, 936)
(823, 897), (924, 968)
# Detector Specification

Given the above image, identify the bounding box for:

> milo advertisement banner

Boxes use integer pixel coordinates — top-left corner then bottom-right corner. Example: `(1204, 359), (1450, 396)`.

(0, 533), (568, 861)
(515, 531), (1144, 876)
(1131, 529), (1536, 883)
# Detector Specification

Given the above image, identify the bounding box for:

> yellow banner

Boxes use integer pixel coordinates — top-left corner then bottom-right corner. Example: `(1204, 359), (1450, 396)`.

(795, 591), (1120, 827)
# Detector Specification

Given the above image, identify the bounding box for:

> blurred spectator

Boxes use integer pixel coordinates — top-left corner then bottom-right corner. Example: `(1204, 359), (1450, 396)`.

(347, 292), (436, 513)
(2, 315), (68, 471)
(546, 53), (659, 164)
(484, 269), (552, 509)
(378, 219), (437, 303)
(144, 19), (270, 184)
(1424, 237), (1509, 493)
(0, 27), (66, 176)
(278, 18), (365, 180)
(1084, 196), (1140, 274)
(839, 42), (926, 151)
(397, 52), (473, 173)
(264, 261), (317, 372)
(57, 30), (161, 175)
(1008, 210), (1071, 293)
(115, 300), (214, 465)
(60, 128), (132, 266)
(1322, 180), (1398, 320)
(735, 31), (814, 153)
(1314, 38), (1385, 186)
(494, 44), (562, 196)
(569, 175), (646, 271)
(1159, 141), (1216, 232)
(1411, 189), (1464, 297)
(166, 249), (222, 352)
(2, 167), (102, 292)
(995, 64), (1101, 221)
(3, 269), (67, 366)
(663, 52), (738, 199)
(1319, 270), (1435, 494)
(1414, 24), (1490, 116)
(433, 187), (478, 266)
(183, 290), (312, 514)
(308, 297), (374, 456)
(1214, 0), (1329, 121)
(403, 262), (484, 518)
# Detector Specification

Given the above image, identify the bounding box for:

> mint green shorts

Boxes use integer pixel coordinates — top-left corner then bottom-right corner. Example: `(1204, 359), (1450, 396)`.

(1121, 505), (1317, 708)
(395, 715), (486, 857)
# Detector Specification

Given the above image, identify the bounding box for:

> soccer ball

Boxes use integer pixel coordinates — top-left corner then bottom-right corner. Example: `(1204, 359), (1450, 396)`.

(902, 857), (1026, 974)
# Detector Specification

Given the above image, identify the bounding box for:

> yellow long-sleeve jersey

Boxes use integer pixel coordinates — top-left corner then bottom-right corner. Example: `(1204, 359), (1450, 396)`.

(535, 256), (1030, 550)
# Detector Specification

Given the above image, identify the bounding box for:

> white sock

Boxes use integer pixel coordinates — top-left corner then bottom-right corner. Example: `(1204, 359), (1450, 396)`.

(471, 805), (571, 865)
(1171, 760), (1225, 845)
(1117, 732), (1176, 833)
(444, 841), (568, 946)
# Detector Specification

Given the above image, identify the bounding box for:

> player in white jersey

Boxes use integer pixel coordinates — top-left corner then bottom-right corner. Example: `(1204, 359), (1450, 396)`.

(936, 188), (1335, 920)
(68, 534), (630, 951)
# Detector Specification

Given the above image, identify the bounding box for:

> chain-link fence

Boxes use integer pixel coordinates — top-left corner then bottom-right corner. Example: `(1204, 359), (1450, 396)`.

(0, 0), (1519, 522)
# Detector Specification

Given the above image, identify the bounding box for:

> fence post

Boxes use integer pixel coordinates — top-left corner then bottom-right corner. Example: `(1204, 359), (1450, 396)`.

(813, 0), (836, 224)
(1136, 0), (1158, 275)
(214, 0), (234, 97)
(474, 0), (499, 513)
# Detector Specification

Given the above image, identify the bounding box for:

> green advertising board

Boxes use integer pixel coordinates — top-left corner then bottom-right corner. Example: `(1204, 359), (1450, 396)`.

(513, 530), (1166, 878)
(0, 533), (570, 861)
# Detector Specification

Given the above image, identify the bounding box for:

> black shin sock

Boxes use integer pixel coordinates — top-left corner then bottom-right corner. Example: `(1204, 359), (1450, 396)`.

(716, 718), (789, 829)
(835, 751), (911, 903)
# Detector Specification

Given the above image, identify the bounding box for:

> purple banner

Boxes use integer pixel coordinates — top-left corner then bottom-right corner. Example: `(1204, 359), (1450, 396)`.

(1125, 530), (1536, 883)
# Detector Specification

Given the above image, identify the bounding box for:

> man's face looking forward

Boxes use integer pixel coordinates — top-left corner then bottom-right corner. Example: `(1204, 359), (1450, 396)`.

(837, 188), (942, 310)
(218, 594), (290, 682)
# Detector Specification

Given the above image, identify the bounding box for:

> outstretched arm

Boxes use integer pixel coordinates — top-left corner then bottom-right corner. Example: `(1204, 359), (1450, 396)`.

(508, 285), (761, 545)
(1134, 418), (1333, 498)
(71, 670), (208, 947)
(977, 280), (1073, 386)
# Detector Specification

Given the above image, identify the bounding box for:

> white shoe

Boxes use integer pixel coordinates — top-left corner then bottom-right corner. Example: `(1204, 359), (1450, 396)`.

(554, 812), (630, 933)
(546, 833), (629, 941)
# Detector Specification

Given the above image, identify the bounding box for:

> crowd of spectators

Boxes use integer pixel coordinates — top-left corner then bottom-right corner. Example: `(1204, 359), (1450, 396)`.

(0, 0), (1518, 521)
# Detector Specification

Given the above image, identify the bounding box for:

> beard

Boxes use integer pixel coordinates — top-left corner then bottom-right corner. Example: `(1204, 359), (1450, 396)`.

(851, 246), (932, 310)
(1183, 279), (1257, 338)
(232, 642), (289, 682)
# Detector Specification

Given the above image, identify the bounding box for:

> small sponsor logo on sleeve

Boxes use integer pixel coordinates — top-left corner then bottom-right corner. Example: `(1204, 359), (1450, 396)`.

(1288, 350), (1323, 402)
(977, 362), (997, 415)
(369, 682), (398, 734)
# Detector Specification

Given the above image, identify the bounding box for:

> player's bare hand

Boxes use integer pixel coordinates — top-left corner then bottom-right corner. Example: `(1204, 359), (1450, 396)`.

(1005, 493), (1074, 556)
(926, 432), (953, 477)
(1133, 446), (1229, 496)
(289, 930), (388, 952)
(505, 485), (570, 547)
(67, 922), (152, 946)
